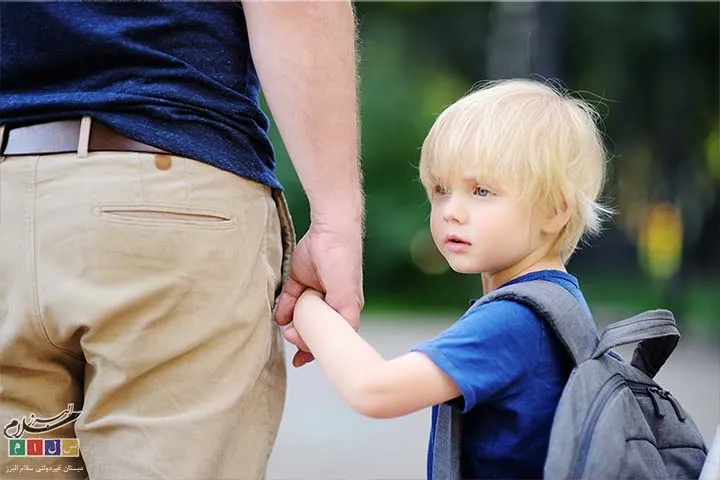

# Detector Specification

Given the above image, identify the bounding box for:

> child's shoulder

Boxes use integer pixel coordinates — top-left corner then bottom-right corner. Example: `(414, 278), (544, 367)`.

(461, 270), (587, 337)
(475, 269), (587, 311)
(459, 297), (545, 343)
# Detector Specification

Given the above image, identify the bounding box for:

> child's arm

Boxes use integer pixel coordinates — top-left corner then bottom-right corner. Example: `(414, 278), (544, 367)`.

(292, 289), (461, 419)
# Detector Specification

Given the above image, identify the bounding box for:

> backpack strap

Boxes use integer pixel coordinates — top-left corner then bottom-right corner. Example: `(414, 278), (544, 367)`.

(431, 403), (461, 480)
(474, 280), (600, 366)
(592, 309), (680, 378)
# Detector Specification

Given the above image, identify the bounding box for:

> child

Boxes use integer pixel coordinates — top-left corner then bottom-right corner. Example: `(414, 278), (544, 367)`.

(289, 79), (611, 479)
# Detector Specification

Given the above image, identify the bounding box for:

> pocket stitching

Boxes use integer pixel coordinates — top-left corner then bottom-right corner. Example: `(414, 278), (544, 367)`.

(96, 203), (236, 229)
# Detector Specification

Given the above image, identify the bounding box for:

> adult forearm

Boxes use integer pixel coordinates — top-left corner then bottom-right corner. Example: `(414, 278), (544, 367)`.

(243, 0), (362, 226)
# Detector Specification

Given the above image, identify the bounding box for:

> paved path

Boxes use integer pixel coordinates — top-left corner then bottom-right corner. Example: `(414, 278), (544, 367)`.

(267, 316), (720, 480)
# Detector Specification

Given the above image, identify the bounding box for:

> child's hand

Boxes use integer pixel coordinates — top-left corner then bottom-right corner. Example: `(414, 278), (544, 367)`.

(293, 289), (325, 322)
(284, 289), (325, 365)
(295, 289), (354, 328)
(298, 288), (324, 303)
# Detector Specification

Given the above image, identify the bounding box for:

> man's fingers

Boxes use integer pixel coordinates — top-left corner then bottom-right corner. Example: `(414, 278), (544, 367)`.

(323, 291), (362, 330)
(292, 350), (315, 368)
(274, 277), (306, 326)
(284, 325), (310, 352)
(284, 324), (313, 367)
(336, 304), (361, 331)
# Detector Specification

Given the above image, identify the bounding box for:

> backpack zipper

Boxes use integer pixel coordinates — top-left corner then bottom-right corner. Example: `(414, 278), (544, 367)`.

(571, 374), (625, 478)
(661, 390), (687, 421)
(627, 380), (687, 421)
(628, 382), (666, 418)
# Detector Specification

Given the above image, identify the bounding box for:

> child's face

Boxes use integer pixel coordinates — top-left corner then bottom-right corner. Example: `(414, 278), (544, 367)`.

(429, 174), (547, 276)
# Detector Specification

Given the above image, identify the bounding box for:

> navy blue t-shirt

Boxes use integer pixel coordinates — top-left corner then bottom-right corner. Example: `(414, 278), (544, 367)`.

(0, 3), (281, 189)
(412, 270), (593, 479)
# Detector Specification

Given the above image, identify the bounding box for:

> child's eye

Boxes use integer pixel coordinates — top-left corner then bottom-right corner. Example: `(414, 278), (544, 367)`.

(474, 187), (492, 197)
(433, 185), (449, 196)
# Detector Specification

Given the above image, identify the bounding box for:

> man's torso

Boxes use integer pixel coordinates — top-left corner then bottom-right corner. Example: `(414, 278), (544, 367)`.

(0, 2), (281, 189)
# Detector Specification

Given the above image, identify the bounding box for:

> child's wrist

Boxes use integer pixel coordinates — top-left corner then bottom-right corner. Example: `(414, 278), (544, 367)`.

(293, 289), (325, 331)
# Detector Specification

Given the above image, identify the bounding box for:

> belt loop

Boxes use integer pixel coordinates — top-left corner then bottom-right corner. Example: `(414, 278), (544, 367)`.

(77, 116), (92, 158)
(0, 125), (6, 157)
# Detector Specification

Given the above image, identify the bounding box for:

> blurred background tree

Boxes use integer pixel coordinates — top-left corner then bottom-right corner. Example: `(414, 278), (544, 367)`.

(265, 1), (719, 332)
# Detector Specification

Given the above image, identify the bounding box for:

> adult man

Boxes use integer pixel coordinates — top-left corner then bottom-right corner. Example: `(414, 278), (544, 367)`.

(0, 2), (363, 479)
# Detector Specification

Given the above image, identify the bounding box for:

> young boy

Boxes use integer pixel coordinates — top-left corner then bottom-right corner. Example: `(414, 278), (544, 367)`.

(289, 79), (611, 479)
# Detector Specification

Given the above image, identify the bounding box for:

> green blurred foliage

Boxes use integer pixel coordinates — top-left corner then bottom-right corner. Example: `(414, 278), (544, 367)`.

(265, 2), (719, 326)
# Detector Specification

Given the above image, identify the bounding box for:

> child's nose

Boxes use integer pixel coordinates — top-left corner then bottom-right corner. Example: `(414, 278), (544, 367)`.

(442, 196), (467, 224)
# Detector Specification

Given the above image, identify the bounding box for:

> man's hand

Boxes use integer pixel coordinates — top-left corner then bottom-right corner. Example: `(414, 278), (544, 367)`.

(243, 0), (363, 367)
(275, 221), (363, 367)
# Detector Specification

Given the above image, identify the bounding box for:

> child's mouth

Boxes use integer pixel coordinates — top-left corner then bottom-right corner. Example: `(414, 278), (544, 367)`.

(444, 235), (471, 252)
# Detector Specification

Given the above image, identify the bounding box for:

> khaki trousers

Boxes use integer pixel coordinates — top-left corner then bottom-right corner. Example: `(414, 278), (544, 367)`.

(0, 146), (294, 480)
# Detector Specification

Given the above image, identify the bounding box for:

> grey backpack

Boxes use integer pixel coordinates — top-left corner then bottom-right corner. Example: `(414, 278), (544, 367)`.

(432, 280), (708, 480)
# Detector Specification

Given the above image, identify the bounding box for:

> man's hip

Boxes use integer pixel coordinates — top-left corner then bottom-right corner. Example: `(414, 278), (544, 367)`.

(0, 118), (295, 479)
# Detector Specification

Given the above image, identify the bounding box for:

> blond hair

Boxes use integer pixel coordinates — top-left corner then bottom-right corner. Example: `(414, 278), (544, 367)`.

(419, 79), (612, 260)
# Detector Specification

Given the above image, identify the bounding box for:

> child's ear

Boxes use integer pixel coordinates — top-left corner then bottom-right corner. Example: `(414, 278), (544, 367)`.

(541, 200), (572, 236)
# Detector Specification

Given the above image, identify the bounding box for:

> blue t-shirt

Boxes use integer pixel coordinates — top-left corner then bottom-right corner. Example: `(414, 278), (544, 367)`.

(412, 270), (592, 479)
(0, 3), (281, 190)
